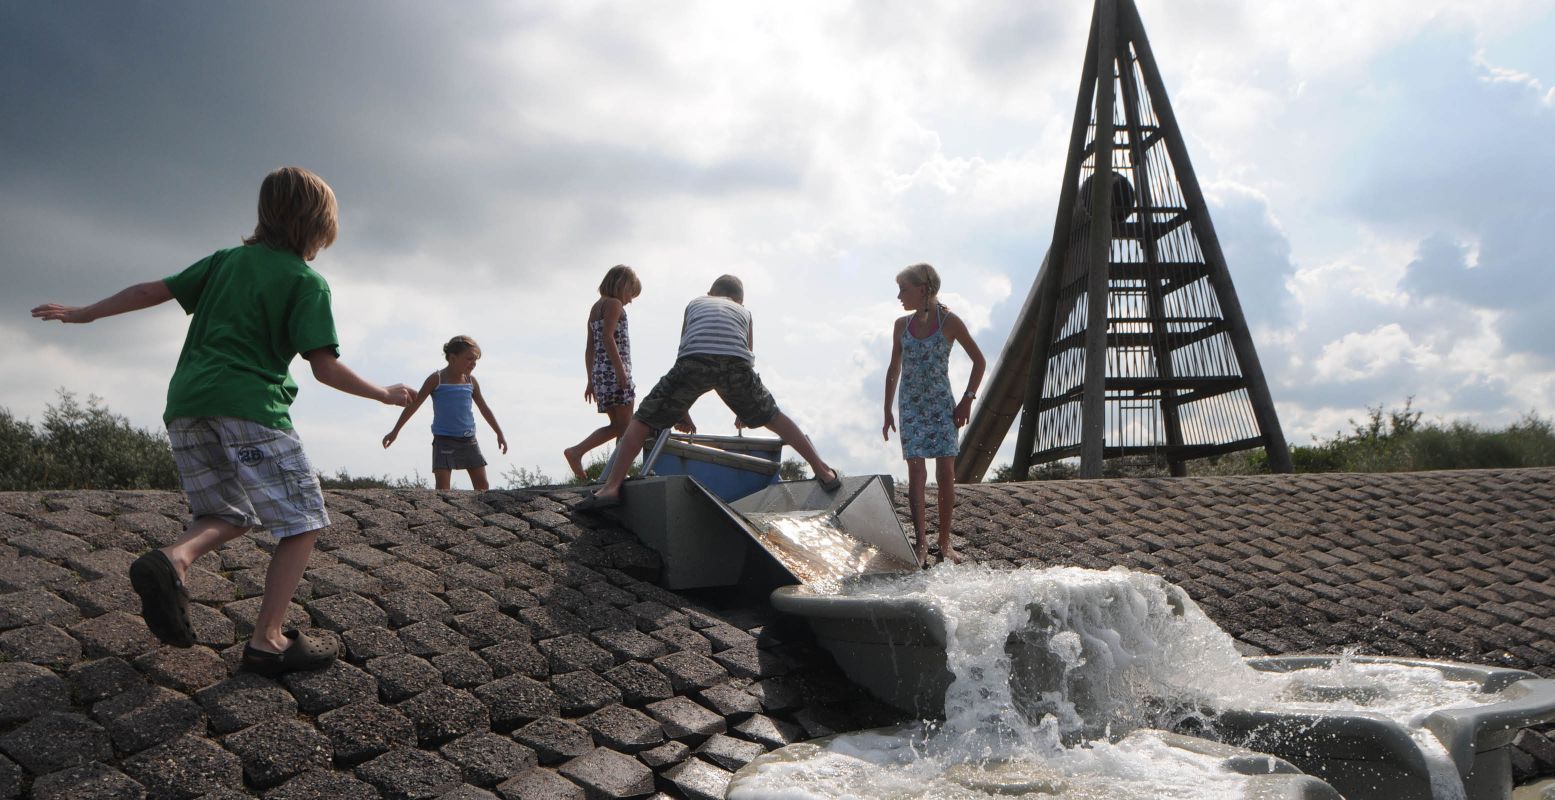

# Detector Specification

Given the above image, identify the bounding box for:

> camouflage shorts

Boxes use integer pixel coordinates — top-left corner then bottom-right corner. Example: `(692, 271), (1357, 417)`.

(167, 417), (329, 538)
(635, 354), (779, 430)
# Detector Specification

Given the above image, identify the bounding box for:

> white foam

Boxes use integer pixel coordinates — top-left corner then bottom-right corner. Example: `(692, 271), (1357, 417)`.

(750, 564), (1501, 799)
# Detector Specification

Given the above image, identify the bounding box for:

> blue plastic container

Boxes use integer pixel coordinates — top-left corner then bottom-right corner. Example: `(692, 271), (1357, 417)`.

(648, 434), (782, 502)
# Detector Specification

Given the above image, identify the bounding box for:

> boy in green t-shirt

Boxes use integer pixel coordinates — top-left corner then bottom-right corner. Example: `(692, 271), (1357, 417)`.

(32, 167), (414, 676)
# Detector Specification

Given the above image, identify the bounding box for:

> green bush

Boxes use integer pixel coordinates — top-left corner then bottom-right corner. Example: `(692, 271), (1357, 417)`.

(1, 390), (178, 490)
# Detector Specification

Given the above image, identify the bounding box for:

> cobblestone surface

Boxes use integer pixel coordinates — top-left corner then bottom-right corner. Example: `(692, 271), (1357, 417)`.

(0, 473), (1551, 796)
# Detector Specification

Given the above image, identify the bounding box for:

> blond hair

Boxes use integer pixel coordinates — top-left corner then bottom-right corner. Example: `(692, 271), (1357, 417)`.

(896, 263), (942, 304)
(443, 335), (481, 360)
(709, 274), (744, 303)
(243, 167), (339, 259)
(599, 265), (641, 300)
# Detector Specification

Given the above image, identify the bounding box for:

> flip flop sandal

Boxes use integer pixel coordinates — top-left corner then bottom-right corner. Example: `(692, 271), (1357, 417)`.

(242, 629), (338, 677)
(128, 550), (195, 648)
(575, 491), (623, 512)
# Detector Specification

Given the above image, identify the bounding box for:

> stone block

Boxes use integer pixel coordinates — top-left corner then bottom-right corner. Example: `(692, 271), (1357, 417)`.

(645, 696), (725, 744)
(480, 641), (550, 679)
(367, 653), (444, 701)
(494, 767), (584, 800)
(224, 718), (333, 788)
(380, 590), (452, 627)
(122, 735), (244, 799)
(579, 704), (664, 753)
(454, 610), (532, 649)
(343, 625), (407, 660)
(602, 662), (673, 708)
(374, 562), (445, 593)
(355, 748), (464, 800)
(68, 657), (145, 705)
(648, 625), (710, 655)
(95, 684), (206, 754)
(434, 650), (496, 689)
(263, 768), (381, 800)
(69, 611), (157, 659)
(0, 623), (81, 666)
(513, 719), (594, 765)
(317, 700), (417, 765)
(134, 645), (229, 692)
(651, 651), (727, 693)
(663, 757), (733, 800)
(0, 712), (113, 774)
(280, 660), (379, 714)
(695, 682), (761, 719)
(398, 686), (492, 746)
(550, 670), (622, 717)
(195, 672), (298, 734)
(590, 629), (670, 663)
(694, 734), (766, 771)
(440, 732), (540, 787)
(0, 590), (81, 630)
(517, 607), (590, 639)
(399, 620), (469, 657)
(557, 748), (654, 799)
(731, 714), (805, 749)
(309, 592), (390, 631)
(30, 762), (144, 800)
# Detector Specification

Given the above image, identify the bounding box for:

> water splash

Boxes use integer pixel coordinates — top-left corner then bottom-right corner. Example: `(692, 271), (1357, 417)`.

(743, 564), (1499, 799)
(745, 510), (886, 583)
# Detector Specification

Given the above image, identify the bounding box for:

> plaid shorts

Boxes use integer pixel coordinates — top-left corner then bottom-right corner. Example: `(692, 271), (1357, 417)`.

(167, 417), (329, 538)
(635, 354), (779, 430)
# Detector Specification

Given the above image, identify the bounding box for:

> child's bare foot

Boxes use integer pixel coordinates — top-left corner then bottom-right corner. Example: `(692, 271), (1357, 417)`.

(563, 447), (587, 481)
(913, 539), (929, 569)
(936, 540), (964, 564)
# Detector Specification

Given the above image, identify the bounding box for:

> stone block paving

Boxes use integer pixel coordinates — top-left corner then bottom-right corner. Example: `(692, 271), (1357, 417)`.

(3, 472), (1553, 795)
(0, 488), (894, 798)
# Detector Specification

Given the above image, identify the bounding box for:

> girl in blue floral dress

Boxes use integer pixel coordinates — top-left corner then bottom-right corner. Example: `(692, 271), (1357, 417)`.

(883, 263), (986, 566)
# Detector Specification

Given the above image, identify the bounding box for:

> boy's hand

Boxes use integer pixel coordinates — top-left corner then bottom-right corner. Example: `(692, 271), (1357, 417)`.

(674, 414), (696, 434)
(383, 384), (414, 406)
(31, 304), (92, 324)
(882, 410), (896, 441)
(382, 431), (397, 448)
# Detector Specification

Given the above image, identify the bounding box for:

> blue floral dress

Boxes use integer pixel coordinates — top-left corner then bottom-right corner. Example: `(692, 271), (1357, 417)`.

(898, 308), (958, 459)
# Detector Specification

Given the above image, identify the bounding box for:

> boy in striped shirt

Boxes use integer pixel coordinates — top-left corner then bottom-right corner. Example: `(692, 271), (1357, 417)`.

(577, 275), (840, 510)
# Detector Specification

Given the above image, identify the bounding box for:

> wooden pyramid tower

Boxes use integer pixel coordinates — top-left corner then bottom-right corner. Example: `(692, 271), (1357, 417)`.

(957, 0), (1293, 481)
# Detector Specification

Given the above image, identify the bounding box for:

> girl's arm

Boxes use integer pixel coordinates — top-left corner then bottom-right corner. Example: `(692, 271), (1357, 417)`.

(31, 280), (174, 323)
(944, 314), (987, 428)
(599, 298), (628, 389)
(882, 317), (906, 441)
(583, 308), (597, 403)
(382, 373), (438, 447)
(470, 377), (507, 454)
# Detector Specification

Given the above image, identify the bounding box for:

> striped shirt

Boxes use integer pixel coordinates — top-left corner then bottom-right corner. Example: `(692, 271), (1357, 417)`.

(677, 295), (753, 362)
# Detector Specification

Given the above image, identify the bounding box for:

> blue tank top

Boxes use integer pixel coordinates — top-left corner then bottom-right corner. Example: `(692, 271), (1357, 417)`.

(430, 376), (476, 438)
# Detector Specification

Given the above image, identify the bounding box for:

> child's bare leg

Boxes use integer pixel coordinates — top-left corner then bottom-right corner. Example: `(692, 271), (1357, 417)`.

(907, 458), (928, 566)
(434, 468), (453, 491)
(762, 411), (837, 484)
(935, 457), (962, 563)
(468, 466), (490, 492)
(251, 530), (318, 653)
(597, 418), (652, 498)
(162, 516), (251, 580)
(565, 406), (633, 479)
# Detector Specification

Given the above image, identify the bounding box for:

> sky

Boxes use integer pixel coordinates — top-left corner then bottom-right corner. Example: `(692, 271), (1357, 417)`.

(4, 0), (1554, 488)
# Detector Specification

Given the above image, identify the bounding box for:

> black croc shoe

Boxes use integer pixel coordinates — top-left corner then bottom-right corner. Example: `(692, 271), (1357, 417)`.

(242, 630), (338, 677)
(128, 550), (195, 647)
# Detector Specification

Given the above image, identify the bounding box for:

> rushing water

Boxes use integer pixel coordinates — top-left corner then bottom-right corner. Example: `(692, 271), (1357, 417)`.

(732, 564), (1503, 800)
(745, 510), (891, 583)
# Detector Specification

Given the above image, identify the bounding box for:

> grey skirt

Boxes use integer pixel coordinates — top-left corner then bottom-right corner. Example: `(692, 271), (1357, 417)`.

(432, 436), (486, 470)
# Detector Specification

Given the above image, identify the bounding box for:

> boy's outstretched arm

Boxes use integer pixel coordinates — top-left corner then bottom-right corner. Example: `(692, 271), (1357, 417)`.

(31, 280), (173, 323)
(304, 348), (414, 407)
(383, 373), (437, 447)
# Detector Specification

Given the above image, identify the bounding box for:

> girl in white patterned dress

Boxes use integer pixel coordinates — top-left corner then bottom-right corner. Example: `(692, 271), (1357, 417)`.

(565, 265), (642, 480)
(883, 263), (986, 566)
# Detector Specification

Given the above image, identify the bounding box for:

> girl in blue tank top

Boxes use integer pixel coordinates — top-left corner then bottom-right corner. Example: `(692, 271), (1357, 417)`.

(382, 335), (508, 490)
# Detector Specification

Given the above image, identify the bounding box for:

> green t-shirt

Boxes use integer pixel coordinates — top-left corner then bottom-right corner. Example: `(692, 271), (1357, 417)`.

(163, 244), (339, 429)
